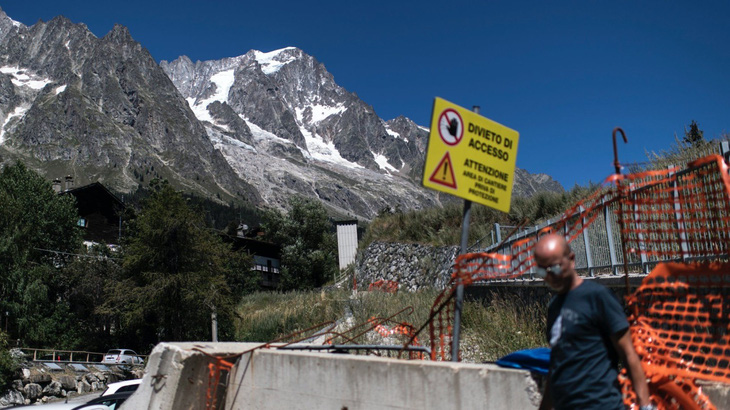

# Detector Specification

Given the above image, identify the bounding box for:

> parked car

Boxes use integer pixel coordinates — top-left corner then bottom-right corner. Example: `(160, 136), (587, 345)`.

(101, 378), (141, 396)
(11, 390), (133, 409)
(8, 403), (109, 410)
(101, 349), (144, 365)
(72, 391), (133, 409)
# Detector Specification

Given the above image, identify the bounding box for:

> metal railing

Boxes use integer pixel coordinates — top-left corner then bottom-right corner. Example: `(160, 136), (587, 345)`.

(475, 142), (730, 281)
(22, 347), (148, 364)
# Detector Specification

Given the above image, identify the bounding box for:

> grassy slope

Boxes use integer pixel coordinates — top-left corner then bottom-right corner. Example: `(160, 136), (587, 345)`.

(234, 289), (546, 363)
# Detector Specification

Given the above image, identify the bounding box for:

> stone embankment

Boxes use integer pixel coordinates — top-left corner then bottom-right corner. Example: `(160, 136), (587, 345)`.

(0, 354), (141, 407)
(355, 241), (459, 291)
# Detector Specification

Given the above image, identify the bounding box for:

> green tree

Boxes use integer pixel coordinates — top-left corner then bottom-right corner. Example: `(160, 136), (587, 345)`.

(0, 331), (18, 388)
(0, 162), (82, 347)
(683, 120), (705, 146)
(109, 181), (249, 347)
(262, 197), (337, 290)
(60, 244), (123, 351)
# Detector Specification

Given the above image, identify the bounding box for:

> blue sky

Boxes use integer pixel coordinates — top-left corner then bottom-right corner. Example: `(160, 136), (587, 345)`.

(2, 1), (729, 189)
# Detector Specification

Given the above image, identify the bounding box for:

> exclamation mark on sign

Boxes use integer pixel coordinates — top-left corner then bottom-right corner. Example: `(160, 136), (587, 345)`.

(428, 152), (457, 189)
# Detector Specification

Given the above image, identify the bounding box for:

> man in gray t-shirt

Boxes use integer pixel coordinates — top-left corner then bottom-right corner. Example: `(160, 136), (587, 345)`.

(535, 233), (653, 410)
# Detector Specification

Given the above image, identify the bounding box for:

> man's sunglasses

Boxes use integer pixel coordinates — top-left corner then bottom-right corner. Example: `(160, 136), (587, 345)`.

(535, 263), (563, 279)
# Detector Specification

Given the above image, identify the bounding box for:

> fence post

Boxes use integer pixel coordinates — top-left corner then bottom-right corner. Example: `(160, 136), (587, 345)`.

(632, 189), (649, 273)
(671, 168), (690, 262)
(494, 223), (502, 244)
(604, 199), (618, 275)
(580, 205), (594, 277)
(721, 141), (730, 163)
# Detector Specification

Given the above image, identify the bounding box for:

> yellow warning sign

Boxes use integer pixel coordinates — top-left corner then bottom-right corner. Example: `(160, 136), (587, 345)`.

(422, 97), (520, 213)
(429, 152), (457, 188)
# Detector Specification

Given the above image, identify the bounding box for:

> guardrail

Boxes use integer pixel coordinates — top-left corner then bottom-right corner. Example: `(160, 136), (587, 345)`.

(21, 347), (148, 363)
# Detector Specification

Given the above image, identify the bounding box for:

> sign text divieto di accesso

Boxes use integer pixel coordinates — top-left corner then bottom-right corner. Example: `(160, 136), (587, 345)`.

(422, 97), (519, 213)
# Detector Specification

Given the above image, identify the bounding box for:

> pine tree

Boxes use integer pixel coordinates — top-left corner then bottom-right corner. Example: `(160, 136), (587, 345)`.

(683, 120), (705, 146)
(0, 162), (82, 347)
(262, 196), (337, 290)
(108, 180), (250, 345)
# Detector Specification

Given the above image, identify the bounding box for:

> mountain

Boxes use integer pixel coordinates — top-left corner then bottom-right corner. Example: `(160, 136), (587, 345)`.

(0, 8), (563, 220)
(0, 10), (260, 204)
(159, 47), (447, 217)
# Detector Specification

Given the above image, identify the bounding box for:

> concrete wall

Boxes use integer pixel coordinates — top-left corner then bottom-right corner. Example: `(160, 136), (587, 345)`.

(124, 342), (541, 410)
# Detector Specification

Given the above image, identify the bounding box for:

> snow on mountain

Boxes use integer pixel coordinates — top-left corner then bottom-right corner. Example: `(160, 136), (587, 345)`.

(374, 153), (398, 172)
(185, 68), (236, 125)
(384, 121), (409, 143)
(294, 103), (346, 125)
(0, 105), (27, 144)
(160, 47), (442, 218)
(299, 126), (362, 169)
(0, 66), (52, 89)
(0, 65), (57, 145)
(253, 47), (298, 75)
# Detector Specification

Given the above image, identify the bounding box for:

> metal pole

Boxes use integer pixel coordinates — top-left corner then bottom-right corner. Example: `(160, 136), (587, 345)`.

(580, 205), (594, 277)
(451, 105), (479, 362)
(211, 307), (218, 343)
(119, 195), (124, 242)
(612, 128), (631, 292)
(604, 201), (618, 275)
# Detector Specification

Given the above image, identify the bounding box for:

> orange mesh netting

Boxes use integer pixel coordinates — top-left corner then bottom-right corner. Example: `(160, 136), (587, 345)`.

(205, 356), (235, 410)
(627, 262), (730, 384)
(368, 279), (399, 293)
(426, 155), (730, 407)
(617, 261), (730, 409)
(429, 155), (730, 360)
(620, 369), (716, 410)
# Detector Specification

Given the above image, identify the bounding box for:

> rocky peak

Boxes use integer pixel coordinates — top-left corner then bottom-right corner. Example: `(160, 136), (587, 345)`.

(0, 12), (261, 206)
(103, 23), (133, 44)
(0, 7), (22, 45)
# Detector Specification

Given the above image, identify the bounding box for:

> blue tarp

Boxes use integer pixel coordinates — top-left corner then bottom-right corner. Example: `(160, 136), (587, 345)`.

(496, 347), (550, 375)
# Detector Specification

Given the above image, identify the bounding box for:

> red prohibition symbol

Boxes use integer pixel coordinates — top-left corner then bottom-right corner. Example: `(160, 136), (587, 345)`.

(438, 108), (464, 146)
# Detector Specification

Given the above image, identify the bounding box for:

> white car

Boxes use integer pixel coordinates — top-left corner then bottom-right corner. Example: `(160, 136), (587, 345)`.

(101, 349), (144, 365)
(101, 379), (141, 396)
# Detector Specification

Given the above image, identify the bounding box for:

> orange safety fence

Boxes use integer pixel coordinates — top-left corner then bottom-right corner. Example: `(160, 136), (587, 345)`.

(205, 356), (235, 410)
(618, 261), (730, 409)
(191, 347), (241, 410)
(426, 155), (730, 408)
(429, 154), (730, 361)
(368, 279), (399, 293)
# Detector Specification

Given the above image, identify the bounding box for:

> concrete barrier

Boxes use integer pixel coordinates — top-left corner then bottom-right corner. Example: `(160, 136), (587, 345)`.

(124, 342), (541, 410)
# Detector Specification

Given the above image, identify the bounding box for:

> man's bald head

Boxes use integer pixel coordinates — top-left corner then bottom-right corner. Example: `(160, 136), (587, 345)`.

(535, 233), (570, 260)
(534, 233), (578, 293)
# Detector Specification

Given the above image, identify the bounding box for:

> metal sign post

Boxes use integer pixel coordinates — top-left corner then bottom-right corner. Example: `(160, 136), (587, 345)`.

(422, 99), (518, 361)
(451, 106), (479, 362)
(451, 199), (472, 361)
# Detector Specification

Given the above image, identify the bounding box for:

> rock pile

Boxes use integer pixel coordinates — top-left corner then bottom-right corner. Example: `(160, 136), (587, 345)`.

(0, 360), (141, 407)
(355, 241), (459, 292)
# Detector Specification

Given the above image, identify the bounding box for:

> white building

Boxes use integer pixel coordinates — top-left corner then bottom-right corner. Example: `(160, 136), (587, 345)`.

(335, 220), (359, 270)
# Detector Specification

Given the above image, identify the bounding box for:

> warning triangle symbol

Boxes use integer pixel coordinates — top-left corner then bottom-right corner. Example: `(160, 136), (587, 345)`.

(429, 152), (457, 189)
